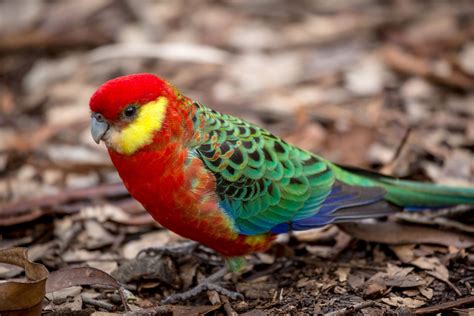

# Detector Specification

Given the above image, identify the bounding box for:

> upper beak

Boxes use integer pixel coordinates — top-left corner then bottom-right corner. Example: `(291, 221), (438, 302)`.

(90, 113), (109, 144)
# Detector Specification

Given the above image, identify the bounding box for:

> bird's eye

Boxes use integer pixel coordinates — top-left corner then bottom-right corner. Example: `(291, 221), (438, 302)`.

(123, 105), (137, 118)
(94, 113), (105, 122)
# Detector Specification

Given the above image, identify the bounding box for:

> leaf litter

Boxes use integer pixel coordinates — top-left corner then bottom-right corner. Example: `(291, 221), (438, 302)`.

(1, 0), (474, 314)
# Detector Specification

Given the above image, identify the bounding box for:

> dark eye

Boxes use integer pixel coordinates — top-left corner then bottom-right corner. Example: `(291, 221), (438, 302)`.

(123, 105), (137, 118)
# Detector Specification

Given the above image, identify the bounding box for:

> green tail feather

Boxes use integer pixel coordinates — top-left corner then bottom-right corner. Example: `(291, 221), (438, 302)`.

(328, 163), (474, 207)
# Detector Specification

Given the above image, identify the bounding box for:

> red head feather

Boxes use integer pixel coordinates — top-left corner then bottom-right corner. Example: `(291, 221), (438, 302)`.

(89, 73), (174, 121)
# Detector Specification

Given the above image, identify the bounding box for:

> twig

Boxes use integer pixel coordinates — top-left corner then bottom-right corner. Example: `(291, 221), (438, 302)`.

(221, 295), (238, 316)
(380, 127), (412, 175)
(243, 263), (283, 282)
(381, 45), (474, 90)
(88, 42), (230, 65)
(207, 290), (221, 305)
(1, 182), (128, 215)
(426, 271), (462, 296)
(325, 301), (375, 316)
(415, 296), (474, 314)
(397, 213), (474, 233)
(81, 295), (116, 311)
(162, 283), (243, 304)
(0, 182), (130, 226)
(297, 257), (385, 272)
(58, 221), (83, 253)
(396, 205), (474, 233)
(338, 222), (474, 249)
(118, 287), (131, 312)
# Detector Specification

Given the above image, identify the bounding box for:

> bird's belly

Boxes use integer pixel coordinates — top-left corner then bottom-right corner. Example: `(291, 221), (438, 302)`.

(142, 197), (273, 257)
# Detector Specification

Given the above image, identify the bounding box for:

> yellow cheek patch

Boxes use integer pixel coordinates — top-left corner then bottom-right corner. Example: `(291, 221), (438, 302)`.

(113, 97), (168, 155)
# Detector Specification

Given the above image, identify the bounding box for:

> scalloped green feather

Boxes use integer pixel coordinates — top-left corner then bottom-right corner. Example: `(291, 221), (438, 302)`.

(192, 102), (335, 235)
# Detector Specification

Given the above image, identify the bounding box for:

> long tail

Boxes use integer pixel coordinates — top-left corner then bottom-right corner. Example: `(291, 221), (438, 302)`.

(270, 161), (474, 234)
(330, 164), (474, 208)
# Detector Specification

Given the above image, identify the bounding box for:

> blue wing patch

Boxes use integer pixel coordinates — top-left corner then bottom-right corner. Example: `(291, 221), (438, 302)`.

(271, 182), (399, 234)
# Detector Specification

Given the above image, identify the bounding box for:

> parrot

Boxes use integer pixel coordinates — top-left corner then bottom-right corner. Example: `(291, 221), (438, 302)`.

(89, 73), (474, 299)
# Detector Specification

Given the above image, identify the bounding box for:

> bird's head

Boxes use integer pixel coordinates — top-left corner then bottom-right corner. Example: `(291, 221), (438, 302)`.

(89, 73), (185, 155)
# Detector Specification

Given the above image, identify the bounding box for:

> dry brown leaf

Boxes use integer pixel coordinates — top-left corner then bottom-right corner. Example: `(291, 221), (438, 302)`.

(411, 256), (449, 280)
(293, 226), (338, 243)
(334, 267), (350, 282)
(122, 231), (170, 260)
(381, 295), (425, 308)
(339, 222), (474, 248)
(44, 286), (83, 312)
(381, 44), (474, 91)
(391, 244), (416, 263)
(137, 304), (222, 316)
(365, 282), (387, 297)
(402, 288), (419, 297)
(347, 273), (365, 290)
(111, 254), (179, 287)
(366, 264), (425, 291)
(46, 266), (129, 310)
(237, 281), (277, 300)
(452, 307), (474, 316)
(386, 264), (413, 279)
(46, 266), (121, 293)
(419, 287), (434, 299)
(0, 247), (49, 315)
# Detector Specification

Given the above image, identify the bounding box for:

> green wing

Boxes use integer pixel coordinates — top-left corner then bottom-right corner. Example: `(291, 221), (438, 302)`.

(192, 103), (335, 235)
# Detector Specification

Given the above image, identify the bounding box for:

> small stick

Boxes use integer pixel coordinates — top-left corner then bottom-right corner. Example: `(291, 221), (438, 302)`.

(415, 296), (474, 314)
(81, 295), (116, 311)
(380, 127), (412, 175)
(221, 296), (238, 316)
(207, 290), (221, 305)
(426, 271), (462, 296)
(1, 182), (128, 215)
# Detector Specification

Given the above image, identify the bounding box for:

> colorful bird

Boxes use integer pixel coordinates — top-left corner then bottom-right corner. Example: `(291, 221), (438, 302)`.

(89, 73), (474, 276)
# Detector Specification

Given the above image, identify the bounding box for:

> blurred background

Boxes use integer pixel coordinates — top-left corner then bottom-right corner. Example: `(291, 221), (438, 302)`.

(0, 0), (474, 313)
(1, 0), (473, 203)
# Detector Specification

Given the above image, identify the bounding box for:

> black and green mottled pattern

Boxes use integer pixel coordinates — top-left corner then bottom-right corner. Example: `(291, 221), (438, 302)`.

(191, 102), (334, 235)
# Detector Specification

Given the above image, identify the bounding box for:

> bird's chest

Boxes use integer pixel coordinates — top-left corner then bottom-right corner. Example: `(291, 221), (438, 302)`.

(109, 147), (236, 241)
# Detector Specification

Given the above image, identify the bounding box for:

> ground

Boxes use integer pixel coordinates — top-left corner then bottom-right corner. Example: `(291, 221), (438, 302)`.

(0, 0), (474, 315)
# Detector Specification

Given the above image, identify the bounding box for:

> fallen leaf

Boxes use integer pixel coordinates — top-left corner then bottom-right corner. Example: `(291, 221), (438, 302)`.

(339, 222), (474, 248)
(334, 267), (350, 282)
(347, 273), (365, 290)
(345, 54), (392, 96)
(122, 231), (170, 260)
(111, 254), (179, 287)
(87, 256), (118, 275)
(381, 295), (425, 308)
(293, 226), (339, 243)
(237, 281), (277, 300)
(44, 286), (83, 312)
(0, 248), (49, 315)
(365, 282), (387, 298)
(83, 219), (116, 249)
(46, 266), (121, 293)
(411, 256), (449, 280)
(45, 266), (128, 310)
(419, 287), (434, 299)
(366, 264), (425, 291)
(459, 42), (474, 75)
(391, 244), (416, 263)
(141, 304), (222, 316)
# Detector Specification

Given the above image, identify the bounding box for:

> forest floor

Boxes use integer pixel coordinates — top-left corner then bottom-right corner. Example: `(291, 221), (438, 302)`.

(1, 1), (474, 315)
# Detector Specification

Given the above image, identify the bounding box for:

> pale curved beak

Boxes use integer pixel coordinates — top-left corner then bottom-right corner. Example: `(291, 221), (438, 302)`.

(90, 113), (109, 144)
